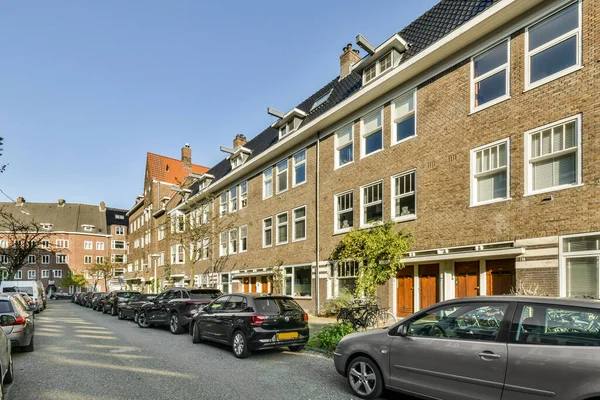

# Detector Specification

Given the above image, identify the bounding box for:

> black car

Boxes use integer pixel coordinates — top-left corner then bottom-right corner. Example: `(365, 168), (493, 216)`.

(89, 292), (106, 310)
(137, 288), (222, 334)
(190, 294), (309, 358)
(96, 293), (110, 312)
(117, 294), (156, 322)
(103, 291), (140, 316)
(81, 292), (93, 307)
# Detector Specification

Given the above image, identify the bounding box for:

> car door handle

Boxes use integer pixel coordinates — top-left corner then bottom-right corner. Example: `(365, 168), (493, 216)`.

(478, 351), (501, 360)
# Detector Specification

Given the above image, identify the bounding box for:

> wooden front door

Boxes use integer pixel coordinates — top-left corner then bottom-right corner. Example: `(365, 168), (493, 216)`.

(486, 259), (516, 295)
(419, 264), (439, 309)
(455, 261), (480, 298)
(396, 266), (414, 317)
(260, 276), (269, 294)
(243, 278), (249, 293)
(250, 277), (257, 293)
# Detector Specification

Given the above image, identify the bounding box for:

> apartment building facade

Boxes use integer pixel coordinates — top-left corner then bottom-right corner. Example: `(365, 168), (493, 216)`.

(148, 0), (598, 315)
(0, 198), (128, 293)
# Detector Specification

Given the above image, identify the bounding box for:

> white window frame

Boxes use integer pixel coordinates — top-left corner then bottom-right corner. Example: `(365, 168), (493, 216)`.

(360, 108), (384, 159)
(360, 180), (384, 228)
(158, 225), (165, 241)
(96, 242), (104, 251)
(292, 149), (307, 187)
(391, 90), (417, 145)
(41, 240), (50, 249)
(276, 159), (289, 194)
(115, 226), (125, 235)
(53, 269), (63, 279)
(202, 238), (210, 260)
(228, 229), (238, 255)
(390, 169), (417, 222)
(219, 193), (227, 216)
(525, 1), (582, 91)
(96, 256), (104, 264)
(334, 190), (354, 234)
(470, 139), (511, 207)
(334, 123), (354, 169)
(240, 181), (248, 209)
(28, 270), (36, 280)
(111, 240), (126, 250)
(56, 239), (69, 248)
(559, 232), (600, 297)
(276, 212), (288, 246)
(28, 255), (36, 264)
(171, 244), (185, 264)
(56, 254), (68, 264)
(111, 254), (126, 264)
(524, 114), (582, 196)
(283, 265), (312, 298)
(263, 217), (273, 248)
(229, 186), (238, 213)
(14, 270), (22, 280)
(292, 206), (307, 242)
(84, 255), (93, 264)
(239, 225), (248, 253)
(41, 269), (50, 279)
(219, 232), (228, 257)
(470, 39), (510, 113)
(263, 167), (274, 199)
(42, 255), (50, 264)
(84, 241), (93, 250)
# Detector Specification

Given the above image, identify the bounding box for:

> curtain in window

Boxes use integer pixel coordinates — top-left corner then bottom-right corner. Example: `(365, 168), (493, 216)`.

(567, 257), (598, 298)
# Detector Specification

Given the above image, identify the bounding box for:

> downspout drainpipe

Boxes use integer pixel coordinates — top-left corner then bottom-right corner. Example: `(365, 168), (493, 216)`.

(315, 132), (321, 315)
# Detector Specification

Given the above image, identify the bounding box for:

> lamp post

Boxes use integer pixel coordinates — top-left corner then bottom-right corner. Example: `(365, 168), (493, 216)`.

(150, 254), (160, 294)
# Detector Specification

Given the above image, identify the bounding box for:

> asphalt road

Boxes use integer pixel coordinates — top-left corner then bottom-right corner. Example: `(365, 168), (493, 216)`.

(4, 301), (410, 400)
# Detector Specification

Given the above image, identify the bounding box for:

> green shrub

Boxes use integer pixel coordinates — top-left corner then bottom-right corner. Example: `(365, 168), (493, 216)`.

(320, 289), (355, 317)
(308, 322), (355, 352)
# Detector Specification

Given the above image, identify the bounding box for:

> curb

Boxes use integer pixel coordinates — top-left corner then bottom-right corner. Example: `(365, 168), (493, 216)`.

(305, 346), (334, 357)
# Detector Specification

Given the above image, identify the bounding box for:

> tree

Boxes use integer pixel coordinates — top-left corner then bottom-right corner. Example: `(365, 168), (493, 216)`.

(0, 206), (53, 279)
(90, 259), (118, 291)
(329, 223), (413, 298)
(60, 273), (88, 290)
(0, 137), (7, 173)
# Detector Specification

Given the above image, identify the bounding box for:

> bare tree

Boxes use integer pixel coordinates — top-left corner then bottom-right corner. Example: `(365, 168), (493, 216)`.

(0, 137), (7, 173)
(0, 206), (53, 279)
(90, 259), (119, 291)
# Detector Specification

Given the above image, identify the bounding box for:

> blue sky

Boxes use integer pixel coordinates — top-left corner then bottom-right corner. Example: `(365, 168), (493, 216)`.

(0, 0), (438, 210)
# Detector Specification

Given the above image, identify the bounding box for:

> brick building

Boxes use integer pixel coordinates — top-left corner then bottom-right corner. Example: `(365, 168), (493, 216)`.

(0, 198), (128, 293)
(138, 0), (600, 315)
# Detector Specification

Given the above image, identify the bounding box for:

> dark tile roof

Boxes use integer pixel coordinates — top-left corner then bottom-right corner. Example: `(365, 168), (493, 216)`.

(190, 0), (501, 196)
(106, 207), (129, 227)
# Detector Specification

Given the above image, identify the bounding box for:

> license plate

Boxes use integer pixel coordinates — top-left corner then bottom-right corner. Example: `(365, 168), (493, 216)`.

(277, 332), (298, 340)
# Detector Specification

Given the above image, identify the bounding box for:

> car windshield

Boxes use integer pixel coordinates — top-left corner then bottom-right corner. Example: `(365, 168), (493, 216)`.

(189, 290), (222, 300)
(254, 298), (304, 315)
(3, 287), (34, 296)
(0, 300), (14, 313)
(117, 292), (138, 298)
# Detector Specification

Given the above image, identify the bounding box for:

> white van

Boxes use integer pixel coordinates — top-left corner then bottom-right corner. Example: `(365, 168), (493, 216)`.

(0, 280), (43, 312)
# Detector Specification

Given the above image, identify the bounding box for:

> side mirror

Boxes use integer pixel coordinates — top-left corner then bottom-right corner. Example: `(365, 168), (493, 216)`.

(0, 315), (16, 326)
(398, 324), (408, 336)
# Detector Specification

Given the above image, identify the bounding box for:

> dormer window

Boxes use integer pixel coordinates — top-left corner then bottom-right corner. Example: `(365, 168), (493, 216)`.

(194, 173), (215, 191)
(82, 224), (95, 232)
(229, 149), (251, 170)
(356, 34), (408, 85)
(364, 65), (377, 83)
(379, 52), (392, 73)
(280, 120), (298, 138)
(363, 51), (397, 84)
(273, 108), (307, 140)
(40, 223), (53, 231)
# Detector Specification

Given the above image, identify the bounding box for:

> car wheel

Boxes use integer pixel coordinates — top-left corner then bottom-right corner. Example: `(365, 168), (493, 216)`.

(22, 337), (34, 353)
(232, 331), (250, 359)
(346, 356), (383, 399)
(102, 305), (108, 314)
(137, 312), (150, 328)
(169, 313), (184, 334)
(133, 311), (139, 323)
(192, 321), (203, 344)
(3, 356), (13, 384)
(288, 345), (305, 352)
(117, 309), (124, 320)
(111, 305), (117, 316)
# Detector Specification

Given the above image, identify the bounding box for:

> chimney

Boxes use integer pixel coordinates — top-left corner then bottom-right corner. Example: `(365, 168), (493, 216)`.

(181, 143), (192, 170)
(58, 199), (66, 206)
(233, 134), (247, 149)
(99, 201), (106, 212)
(340, 44), (361, 79)
(16, 197), (25, 206)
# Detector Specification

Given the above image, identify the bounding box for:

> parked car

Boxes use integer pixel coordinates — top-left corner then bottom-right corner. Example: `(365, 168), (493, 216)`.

(89, 292), (106, 310)
(334, 296), (600, 400)
(0, 294), (34, 352)
(96, 293), (110, 312)
(0, 321), (13, 396)
(35, 281), (46, 310)
(83, 292), (95, 308)
(190, 294), (309, 359)
(138, 288), (222, 334)
(73, 292), (85, 305)
(0, 280), (43, 312)
(50, 292), (71, 300)
(103, 291), (140, 316)
(10, 293), (35, 313)
(117, 294), (156, 322)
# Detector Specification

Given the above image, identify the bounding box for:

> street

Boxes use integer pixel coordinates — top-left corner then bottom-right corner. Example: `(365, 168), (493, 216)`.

(5, 301), (404, 400)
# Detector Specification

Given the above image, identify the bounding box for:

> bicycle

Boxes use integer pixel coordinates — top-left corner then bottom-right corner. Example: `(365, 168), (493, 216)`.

(373, 307), (397, 328)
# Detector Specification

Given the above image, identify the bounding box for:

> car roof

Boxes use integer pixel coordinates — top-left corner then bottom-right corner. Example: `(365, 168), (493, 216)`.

(225, 293), (294, 300)
(440, 295), (600, 309)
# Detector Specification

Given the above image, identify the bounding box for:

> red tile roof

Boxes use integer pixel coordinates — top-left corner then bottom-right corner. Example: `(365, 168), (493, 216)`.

(146, 152), (209, 185)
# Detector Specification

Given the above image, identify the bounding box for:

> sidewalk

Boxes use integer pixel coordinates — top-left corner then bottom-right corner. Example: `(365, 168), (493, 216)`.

(308, 315), (337, 333)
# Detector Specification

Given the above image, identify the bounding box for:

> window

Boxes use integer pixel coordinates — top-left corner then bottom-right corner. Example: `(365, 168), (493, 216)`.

(240, 181), (248, 209)
(239, 226), (248, 252)
(229, 186), (238, 213)
(219, 193), (227, 216)
(263, 167), (273, 199)
(56, 254), (68, 264)
(53, 270), (62, 278)
(56, 239), (69, 248)
(133, 260), (139, 271)
(0, 240), (7, 249)
(292, 206), (307, 241)
(14, 270), (21, 280)
(133, 239), (139, 249)
(361, 109), (383, 157)
(96, 242), (104, 251)
(176, 215), (185, 232)
(562, 234), (600, 298)
(0, 255), (7, 264)
(96, 256), (104, 264)
(28, 255), (36, 264)
(219, 232), (228, 256)
(42, 255), (50, 264)
(276, 160), (288, 193)
(83, 241), (92, 250)
(335, 191), (354, 233)
(112, 254), (126, 263)
(202, 204), (210, 224)
(41, 240), (50, 249)
(335, 123), (354, 168)
(171, 244), (184, 264)
(526, 2), (581, 88)
(40, 223), (53, 230)
(292, 150), (307, 187)
(115, 226), (125, 235)
(84, 255), (92, 264)
(336, 261), (359, 295)
(408, 303), (508, 341)
(112, 240), (125, 250)
(310, 89), (332, 111)
(28, 270), (36, 279)
(202, 239), (209, 260)
(363, 52), (395, 84)
(472, 40), (509, 110)
(276, 212), (288, 245)
(229, 229), (238, 254)
(392, 171), (416, 220)
(392, 91), (416, 144)
(41, 270), (50, 278)
(82, 225), (94, 232)
(158, 225), (165, 241)
(379, 52), (392, 73)
(513, 304), (600, 346)
(471, 140), (509, 205)
(284, 266), (312, 297)
(220, 273), (231, 294)
(364, 64), (376, 83)
(263, 218), (273, 247)
(361, 181), (383, 227)
(526, 116), (581, 195)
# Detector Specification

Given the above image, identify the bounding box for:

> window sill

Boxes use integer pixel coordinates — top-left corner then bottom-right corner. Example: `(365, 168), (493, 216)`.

(292, 181), (307, 189)
(333, 228), (352, 236)
(469, 95), (511, 115)
(292, 237), (307, 243)
(391, 135), (417, 148)
(276, 188), (289, 196)
(524, 183), (583, 198)
(360, 148), (384, 160)
(470, 197), (512, 208)
(392, 215), (416, 223)
(524, 65), (583, 93)
(359, 221), (384, 230)
(262, 244), (273, 249)
(334, 161), (354, 171)
(276, 242), (288, 246)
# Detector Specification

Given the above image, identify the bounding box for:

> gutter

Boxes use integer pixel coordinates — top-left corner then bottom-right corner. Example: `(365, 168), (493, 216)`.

(315, 131), (321, 315)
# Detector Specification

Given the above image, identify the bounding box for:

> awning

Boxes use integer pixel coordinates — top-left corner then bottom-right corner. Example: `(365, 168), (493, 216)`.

(401, 247), (525, 264)
(232, 270), (274, 279)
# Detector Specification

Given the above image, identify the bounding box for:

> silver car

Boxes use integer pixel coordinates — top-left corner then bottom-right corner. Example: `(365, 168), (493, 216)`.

(334, 296), (600, 400)
(0, 323), (13, 398)
(0, 295), (34, 352)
